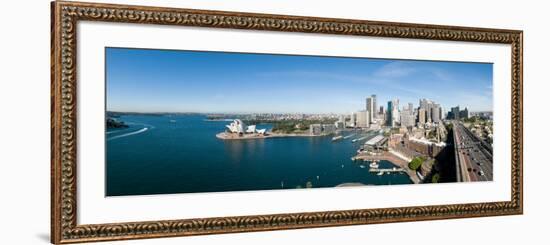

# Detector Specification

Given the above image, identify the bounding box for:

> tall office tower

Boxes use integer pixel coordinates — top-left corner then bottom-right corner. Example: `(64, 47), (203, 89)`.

(387, 101), (394, 127)
(451, 106), (460, 120)
(379, 106), (384, 115)
(366, 96), (374, 125)
(419, 99), (428, 110)
(432, 104), (441, 123)
(420, 98), (435, 122)
(387, 99), (400, 127)
(372, 94), (377, 119)
(460, 107), (470, 119)
(393, 99), (400, 125)
(418, 108), (426, 125)
(408, 103), (413, 113)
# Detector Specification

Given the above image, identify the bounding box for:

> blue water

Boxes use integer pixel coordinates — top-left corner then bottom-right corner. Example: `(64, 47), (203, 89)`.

(106, 115), (412, 196)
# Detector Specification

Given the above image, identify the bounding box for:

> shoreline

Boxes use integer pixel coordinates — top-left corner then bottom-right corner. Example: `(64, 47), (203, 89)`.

(216, 132), (330, 140)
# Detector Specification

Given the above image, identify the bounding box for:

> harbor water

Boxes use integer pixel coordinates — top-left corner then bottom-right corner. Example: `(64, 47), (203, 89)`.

(106, 115), (412, 196)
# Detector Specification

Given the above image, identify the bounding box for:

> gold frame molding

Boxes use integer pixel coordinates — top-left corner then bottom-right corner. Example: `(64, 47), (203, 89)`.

(51, 1), (523, 244)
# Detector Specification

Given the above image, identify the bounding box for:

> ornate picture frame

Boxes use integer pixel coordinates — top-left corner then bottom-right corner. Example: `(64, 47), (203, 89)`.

(51, 1), (523, 243)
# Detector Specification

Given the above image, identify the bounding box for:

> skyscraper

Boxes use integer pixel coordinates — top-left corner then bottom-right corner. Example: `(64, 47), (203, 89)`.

(387, 99), (400, 127)
(386, 101), (393, 127)
(459, 107), (470, 119)
(418, 108), (426, 125)
(372, 94), (377, 119)
(432, 104), (441, 123)
(451, 106), (460, 120)
(366, 96), (374, 125)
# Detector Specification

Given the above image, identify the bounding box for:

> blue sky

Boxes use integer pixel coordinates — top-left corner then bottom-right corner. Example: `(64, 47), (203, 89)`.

(106, 47), (493, 114)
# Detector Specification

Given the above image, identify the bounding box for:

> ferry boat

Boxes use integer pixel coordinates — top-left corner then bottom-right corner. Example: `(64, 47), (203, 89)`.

(331, 135), (344, 142)
(352, 136), (366, 143)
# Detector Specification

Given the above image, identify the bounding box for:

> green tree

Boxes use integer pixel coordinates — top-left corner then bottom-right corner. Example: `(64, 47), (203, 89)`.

(408, 157), (424, 171)
(431, 173), (440, 183)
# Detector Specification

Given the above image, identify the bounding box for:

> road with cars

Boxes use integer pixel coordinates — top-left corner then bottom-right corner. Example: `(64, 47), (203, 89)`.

(453, 121), (493, 182)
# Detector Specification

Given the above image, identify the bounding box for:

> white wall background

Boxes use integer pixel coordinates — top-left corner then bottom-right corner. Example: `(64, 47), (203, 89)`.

(0, 0), (546, 244)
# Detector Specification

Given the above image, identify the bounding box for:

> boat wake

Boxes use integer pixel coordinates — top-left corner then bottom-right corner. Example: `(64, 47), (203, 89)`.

(107, 127), (149, 141)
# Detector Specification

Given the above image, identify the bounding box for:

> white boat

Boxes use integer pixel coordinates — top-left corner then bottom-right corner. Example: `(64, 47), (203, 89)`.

(369, 161), (379, 168)
(377, 171), (384, 176)
(332, 135), (344, 141)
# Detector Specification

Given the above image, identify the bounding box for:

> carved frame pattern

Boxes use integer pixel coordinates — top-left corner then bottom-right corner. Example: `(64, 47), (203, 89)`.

(51, 1), (523, 243)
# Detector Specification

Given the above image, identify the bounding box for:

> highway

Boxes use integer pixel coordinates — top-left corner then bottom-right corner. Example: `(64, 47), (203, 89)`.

(453, 121), (493, 182)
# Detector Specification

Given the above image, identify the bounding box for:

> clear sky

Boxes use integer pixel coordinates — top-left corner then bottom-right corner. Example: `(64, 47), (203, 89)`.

(106, 47), (493, 114)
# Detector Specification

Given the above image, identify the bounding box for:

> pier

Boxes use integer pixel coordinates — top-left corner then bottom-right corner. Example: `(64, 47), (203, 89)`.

(352, 151), (421, 184)
(369, 167), (407, 174)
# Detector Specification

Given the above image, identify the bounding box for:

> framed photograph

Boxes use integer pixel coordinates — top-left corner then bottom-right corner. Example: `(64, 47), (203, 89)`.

(51, 1), (523, 243)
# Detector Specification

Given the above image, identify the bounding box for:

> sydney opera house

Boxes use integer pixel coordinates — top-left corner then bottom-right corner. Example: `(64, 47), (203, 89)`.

(225, 119), (267, 135)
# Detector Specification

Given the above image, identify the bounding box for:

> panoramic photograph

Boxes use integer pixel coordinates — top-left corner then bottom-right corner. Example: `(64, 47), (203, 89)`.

(105, 47), (494, 196)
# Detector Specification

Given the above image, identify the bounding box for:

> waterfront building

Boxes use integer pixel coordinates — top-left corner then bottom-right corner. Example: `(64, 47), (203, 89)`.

(322, 124), (337, 133)
(226, 119), (266, 135)
(335, 121), (345, 130)
(364, 135), (387, 151)
(309, 124), (323, 135)
(356, 110), (370, 128)
(310, 123), (336, 135)
(226, 119), (246, 134)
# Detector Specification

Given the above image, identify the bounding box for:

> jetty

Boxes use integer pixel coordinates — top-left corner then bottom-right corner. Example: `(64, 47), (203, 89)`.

(352, 151), (421, 184)
(369, 167), (406, 174)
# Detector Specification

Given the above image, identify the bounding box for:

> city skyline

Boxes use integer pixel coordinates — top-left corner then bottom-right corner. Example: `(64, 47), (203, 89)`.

(106, 47), (493, 114)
